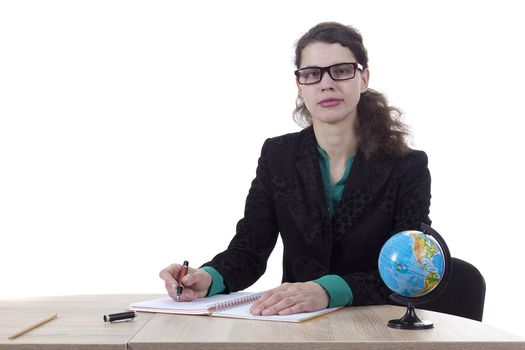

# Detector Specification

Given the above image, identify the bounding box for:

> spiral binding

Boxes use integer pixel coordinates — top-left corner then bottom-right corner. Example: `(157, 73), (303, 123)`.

(208, 292), (263, 311)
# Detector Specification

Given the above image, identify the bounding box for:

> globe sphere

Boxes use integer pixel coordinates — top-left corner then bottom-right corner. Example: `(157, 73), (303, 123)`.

(378, 230), (445, 298)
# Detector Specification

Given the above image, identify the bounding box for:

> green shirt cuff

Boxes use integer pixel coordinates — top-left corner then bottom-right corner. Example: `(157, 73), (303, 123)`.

(201, 266), (226, 296)
(314, 275), (353, 307)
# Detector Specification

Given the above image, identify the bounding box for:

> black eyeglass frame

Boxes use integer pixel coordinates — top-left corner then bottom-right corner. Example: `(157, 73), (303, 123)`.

(294, 62), (364, 85)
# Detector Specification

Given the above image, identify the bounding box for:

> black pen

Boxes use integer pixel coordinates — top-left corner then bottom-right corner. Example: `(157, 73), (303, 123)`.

(103, 311), (136, 322)
(176, 260), (189, 301)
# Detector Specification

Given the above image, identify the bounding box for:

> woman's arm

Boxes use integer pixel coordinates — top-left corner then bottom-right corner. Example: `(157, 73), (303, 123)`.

(201, 139), (280, 292)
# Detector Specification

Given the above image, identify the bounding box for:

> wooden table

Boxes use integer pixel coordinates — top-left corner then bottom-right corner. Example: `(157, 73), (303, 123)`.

(0, 294), (155, 350)
(1, 294), (523, 350)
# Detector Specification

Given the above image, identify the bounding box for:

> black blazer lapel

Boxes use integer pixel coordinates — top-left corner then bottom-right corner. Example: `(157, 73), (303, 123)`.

(331, 151), (396, 243)
(292, 128), (329, 245)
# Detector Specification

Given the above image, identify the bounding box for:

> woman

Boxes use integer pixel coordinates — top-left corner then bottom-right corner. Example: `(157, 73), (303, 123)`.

(159, 22), (431, 316)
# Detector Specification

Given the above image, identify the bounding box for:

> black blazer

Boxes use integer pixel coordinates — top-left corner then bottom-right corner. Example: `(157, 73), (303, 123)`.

(204, 127), (431, 306)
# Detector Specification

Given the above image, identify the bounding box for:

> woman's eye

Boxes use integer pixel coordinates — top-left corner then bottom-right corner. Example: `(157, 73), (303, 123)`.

(333, 67), (350, 76)
(305, 70), (320, 78)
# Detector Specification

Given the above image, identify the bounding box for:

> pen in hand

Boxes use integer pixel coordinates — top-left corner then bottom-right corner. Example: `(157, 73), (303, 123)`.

(176, 260), (189, 301)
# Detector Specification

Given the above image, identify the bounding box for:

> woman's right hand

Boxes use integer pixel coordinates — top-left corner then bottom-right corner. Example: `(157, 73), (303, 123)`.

(159, 263), (212, 301)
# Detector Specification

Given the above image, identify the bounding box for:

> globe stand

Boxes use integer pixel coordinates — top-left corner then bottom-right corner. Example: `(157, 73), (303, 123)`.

(388, 301), (433, 329)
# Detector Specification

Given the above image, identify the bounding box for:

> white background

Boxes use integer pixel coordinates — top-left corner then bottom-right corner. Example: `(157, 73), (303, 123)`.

(1, 0), (524, 338)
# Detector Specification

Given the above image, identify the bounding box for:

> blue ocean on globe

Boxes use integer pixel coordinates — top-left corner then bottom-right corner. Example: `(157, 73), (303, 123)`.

(378, 230), (445, 298)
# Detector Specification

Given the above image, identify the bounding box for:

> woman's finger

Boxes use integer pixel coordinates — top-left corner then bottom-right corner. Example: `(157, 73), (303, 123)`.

(278, 302), (307, 315)
(261, 295), (297, 316)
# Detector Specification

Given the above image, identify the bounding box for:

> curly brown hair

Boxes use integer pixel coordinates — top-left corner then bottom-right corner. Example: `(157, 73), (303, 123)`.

(293, 22), (411, 160)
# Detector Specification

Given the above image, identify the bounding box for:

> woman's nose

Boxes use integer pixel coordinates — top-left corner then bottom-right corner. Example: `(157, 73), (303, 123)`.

(319, 71), (335, 91)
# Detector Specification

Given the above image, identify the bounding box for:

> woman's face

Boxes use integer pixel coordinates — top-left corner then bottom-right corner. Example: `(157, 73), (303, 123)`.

(297, 42), (369, 127)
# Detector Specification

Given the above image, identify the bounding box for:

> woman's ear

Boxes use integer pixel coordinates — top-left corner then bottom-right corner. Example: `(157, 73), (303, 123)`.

(296, 80), (302, 98)
(360, 68), (370, 93)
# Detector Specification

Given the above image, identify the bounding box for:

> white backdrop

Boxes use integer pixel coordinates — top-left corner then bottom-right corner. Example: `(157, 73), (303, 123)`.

(1, 0), (524, 338)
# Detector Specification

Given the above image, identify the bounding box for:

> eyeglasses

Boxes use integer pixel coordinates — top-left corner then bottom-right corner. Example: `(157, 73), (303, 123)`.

(294, 62), (363, 85)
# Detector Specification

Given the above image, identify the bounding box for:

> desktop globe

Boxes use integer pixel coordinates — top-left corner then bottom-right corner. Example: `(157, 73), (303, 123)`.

(378, 224), (451, 329)
(379, 231), (444, 298)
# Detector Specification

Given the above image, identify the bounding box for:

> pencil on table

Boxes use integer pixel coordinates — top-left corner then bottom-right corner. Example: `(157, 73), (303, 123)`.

(8, 313), (58, 340)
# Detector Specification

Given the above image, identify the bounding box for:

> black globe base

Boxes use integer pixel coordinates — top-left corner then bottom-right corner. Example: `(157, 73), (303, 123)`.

(388, 303), (433, 330)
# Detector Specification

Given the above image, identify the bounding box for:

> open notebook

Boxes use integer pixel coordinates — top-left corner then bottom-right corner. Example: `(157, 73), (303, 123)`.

(129, 292), (343, 323)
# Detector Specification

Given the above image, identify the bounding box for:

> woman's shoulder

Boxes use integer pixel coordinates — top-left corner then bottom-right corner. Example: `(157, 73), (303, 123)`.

(400, 149), (428, 165)
(365, 148), (428, 167)
(265, 127), (311, 146)
(389, 149), (429, 175)
(258, 128), (314, 163)
(260, 127), (313, 154)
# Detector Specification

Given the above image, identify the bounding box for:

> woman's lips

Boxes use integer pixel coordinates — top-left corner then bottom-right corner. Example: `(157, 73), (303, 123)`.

(319, 98), (342, 107)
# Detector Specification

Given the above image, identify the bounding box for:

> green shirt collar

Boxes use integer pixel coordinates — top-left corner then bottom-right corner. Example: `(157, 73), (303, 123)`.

(317, 145), (354, 219)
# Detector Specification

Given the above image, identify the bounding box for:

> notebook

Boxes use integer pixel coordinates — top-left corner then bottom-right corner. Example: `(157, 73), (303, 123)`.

(129, 292), (343, 323)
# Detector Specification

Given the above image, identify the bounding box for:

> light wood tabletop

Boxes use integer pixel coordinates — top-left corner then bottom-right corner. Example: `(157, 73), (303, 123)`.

(1, 294), (523, 350)
(0, 294), (157, 350)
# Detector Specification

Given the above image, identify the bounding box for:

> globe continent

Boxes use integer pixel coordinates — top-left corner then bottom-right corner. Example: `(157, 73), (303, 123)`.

(378, 230), (445, 298)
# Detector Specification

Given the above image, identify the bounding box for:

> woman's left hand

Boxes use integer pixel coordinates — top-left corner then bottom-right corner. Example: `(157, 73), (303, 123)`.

(250, 281), (329, 316)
